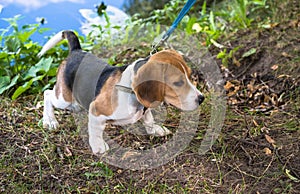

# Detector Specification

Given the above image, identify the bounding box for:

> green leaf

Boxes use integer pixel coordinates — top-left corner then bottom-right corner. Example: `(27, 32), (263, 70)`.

(0, 52), (8, 59)
(38, 27), (51, 34)
(18, 27), (37, 42)
(24, 41), (34, 49)
(48, 77), (57, 85)
(217, 49), (227, 59)
(209, 11), (216, 32)
(46, 66), (58, 77)
(24, 57), (53, 80)
(5, 36), (21, 53)
(12, 75), (44, 100)
(201, 1), (207, 15)
(186, 17), (197, 34)
(2, 15), (23, 30)
(0, 76), (10, 94)
(41, 83), (51, 92)
(0, 75), (19, 95)
(242, 48), (257, 58)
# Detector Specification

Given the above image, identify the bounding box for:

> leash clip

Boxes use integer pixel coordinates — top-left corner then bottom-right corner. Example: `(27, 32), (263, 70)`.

(150, 31), (168, 55)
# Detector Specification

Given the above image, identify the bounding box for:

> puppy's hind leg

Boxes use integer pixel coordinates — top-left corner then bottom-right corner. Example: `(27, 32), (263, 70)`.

(43, 87), (71, 129)
(88, 102), (109, 154)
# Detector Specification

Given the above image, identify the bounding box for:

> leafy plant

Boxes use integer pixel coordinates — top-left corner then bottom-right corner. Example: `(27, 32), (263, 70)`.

(217, 46), (240, 67)
(0, 15), (91, 99)
(231, 0), (253, 28)
(191, 1), (226, 45)
(12, 57), (57, 99)
(0, 15), (54, 98)
(216, 0), (270, 29)
(84, 161), (114, 179)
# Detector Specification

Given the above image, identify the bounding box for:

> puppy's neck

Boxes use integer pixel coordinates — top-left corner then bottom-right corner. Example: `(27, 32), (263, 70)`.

(116, 65), (134, 92)
(117, 58), (149, 92)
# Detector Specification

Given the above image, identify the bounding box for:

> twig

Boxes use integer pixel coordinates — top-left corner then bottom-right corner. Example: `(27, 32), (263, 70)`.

(232, 135), (274, 151)
(275, 148), (300, 179)
(240, 145), (253, 165)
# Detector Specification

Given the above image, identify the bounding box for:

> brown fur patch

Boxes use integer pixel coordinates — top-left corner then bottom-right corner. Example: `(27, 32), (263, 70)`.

(132, 61), (165, 108)
(55, 60), (72, 102)
(90, 71), (122, 116)
(132, 49), (192, 108)
(149, 49), (192, 77)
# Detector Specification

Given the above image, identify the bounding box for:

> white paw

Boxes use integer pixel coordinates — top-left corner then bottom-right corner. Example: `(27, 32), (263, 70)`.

(43, 117), (59, 129)
(146, 124), (172, 136)
(89, 138), (109, 154)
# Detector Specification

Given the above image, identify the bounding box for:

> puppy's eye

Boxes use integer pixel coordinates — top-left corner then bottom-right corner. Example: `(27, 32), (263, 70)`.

(173, 80), (184, 87)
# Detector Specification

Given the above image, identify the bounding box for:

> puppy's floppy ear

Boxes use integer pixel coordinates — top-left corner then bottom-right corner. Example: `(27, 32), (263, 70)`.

(132, 61), (165, 108)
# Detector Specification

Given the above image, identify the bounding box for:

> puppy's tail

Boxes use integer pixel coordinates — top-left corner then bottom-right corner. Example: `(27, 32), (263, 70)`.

(38, 30), (81, 57)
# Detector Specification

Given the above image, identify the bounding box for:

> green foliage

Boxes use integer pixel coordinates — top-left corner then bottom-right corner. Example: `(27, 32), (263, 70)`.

(12, 58), (57, 99)
(216, 0), (269, 29)
(84, 162), (114, 179)
(217, 47), (240, 68)
(127, 0), (272, 45)
(0, 15), (58, 98)
(0, 5), (123, 99)
(0, 15), (92, 99)
(191, 1), (224, 45)
(123, 0), (170, 18)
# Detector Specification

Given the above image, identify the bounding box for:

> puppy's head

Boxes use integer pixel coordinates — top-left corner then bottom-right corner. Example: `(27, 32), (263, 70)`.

(132, 50), (204, 111)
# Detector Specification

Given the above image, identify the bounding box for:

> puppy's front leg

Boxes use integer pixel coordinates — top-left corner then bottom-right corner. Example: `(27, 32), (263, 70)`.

(142, 109), (171, 136)
(88, 111), (109, 154)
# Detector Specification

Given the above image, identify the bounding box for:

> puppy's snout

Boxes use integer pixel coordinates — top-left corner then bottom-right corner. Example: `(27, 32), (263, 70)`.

(197, 95), (205, 105)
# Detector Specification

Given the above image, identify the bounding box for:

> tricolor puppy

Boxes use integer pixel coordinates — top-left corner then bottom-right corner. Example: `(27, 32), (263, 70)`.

(39, 30), (204, 154)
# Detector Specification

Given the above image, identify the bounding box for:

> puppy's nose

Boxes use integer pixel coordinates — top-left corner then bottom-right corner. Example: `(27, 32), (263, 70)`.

(197, 95), (205, 105)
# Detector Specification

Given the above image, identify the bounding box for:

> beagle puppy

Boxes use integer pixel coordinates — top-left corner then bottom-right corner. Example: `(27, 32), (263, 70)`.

(39, 30), (204, 154)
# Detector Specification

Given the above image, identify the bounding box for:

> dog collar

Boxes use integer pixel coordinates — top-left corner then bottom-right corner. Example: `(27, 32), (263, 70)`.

(115, 84), (134, 94)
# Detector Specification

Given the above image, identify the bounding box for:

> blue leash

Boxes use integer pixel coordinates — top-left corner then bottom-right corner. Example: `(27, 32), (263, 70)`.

(151, 0), (197, 53)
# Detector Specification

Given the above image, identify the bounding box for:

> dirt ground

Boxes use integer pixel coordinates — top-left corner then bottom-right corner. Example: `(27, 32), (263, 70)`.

(0, 17), (300, 194)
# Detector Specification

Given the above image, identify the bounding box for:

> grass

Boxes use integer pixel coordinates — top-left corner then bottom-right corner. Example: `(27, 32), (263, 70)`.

(1, 68), (300, 193)
(0, 93), (299, 193)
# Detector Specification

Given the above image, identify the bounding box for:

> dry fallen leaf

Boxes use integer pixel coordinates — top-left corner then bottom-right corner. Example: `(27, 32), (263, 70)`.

(233, 57), (241, 67)
(289, 20), (298, 27)
(224, 81), (234, 91)
(265, 134), (276, 144)
(224, 81), (240, 96)
(247, 79), (256, 92)
(253, 119), (259, 127)
(64, 147), (73, 157)
(271, 64), (279, 70)
(281, 52), (292, 58)
(263, 147), (272, 155)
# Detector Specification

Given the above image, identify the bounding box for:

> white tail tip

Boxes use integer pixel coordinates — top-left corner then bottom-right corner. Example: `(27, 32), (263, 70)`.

(38, 31), (64, 57)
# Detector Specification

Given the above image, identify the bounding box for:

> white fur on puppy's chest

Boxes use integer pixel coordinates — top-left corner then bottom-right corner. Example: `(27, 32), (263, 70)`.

(104, 65), (144, 124)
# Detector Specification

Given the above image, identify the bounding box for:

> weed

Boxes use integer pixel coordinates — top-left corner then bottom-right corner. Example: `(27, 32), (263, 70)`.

(84, 161), (114, 179)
